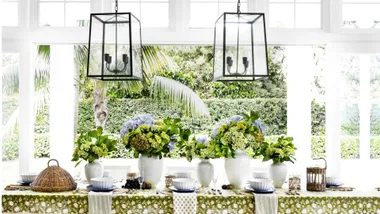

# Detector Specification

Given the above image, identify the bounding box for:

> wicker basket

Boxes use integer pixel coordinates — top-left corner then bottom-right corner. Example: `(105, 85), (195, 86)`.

(31, 159), (77, 192)
(307, 158), (327, 192)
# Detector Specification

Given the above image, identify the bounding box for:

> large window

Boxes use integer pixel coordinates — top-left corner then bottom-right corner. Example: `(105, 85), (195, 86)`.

(115, 0), (169, 28)
(2, 53), (20, 188)
(39, 0), (90, 27)
(1, 0), (18, 27)
(190, 0), (248, 28)
(268, 0), (321, 28)
(342, 0), (380, 29)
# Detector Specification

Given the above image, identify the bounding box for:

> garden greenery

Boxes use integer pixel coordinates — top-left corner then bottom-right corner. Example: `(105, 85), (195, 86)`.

(176, 135), (216, 162)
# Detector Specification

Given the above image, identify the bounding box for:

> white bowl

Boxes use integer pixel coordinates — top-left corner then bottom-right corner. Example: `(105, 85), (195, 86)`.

(249, 179), (273, 191)
(326, 176), (340, 185)
(20, 173), (39, 183)
(103, 170), (111, 178)
(172, 178), (196, 190)
(252, 171), (269, 179)
(173, 171), (192, 179)
(91, 177), (114, 189)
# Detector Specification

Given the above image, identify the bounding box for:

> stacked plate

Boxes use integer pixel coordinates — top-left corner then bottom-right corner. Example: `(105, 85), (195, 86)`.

(245, 171), (275, 194)
(169, 178), (200, 193)
(88, 177), (116, 192)
(19, 173), (39, 185)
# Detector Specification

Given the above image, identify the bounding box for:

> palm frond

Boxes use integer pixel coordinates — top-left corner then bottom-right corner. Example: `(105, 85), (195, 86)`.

(37, 45), (50, 63)
(2, 62), (19, 95)
(151, 76), (210, 118)
(2, 107), (19, 138)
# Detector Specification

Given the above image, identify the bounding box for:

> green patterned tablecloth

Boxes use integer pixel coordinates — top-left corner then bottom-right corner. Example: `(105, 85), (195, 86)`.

(3, 188), (380, 214)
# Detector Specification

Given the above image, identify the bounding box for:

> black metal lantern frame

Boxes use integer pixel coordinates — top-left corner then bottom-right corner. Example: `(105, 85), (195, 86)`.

(212, 3), (269, 82)
(87, 3), (143, 81)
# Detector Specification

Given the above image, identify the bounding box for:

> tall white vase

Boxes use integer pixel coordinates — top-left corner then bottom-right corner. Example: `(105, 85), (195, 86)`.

(269, 163), (288, 188)
(85, 160), (104, 184)
(224, 150), (250, 189)
(197, 159), (214, 187)
(138, 155), (164, 187)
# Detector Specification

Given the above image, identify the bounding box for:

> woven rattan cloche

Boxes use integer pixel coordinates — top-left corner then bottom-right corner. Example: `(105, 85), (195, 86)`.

(31, 159), (77, 192)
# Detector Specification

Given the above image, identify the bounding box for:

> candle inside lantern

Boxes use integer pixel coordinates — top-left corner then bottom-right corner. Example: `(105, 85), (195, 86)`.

(226, 56), (233, 66)
(122, 54), (128, 64)
(242, 57), (248, 64)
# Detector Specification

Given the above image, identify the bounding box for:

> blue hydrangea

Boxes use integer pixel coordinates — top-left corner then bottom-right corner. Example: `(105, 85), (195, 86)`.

(168, 141), (176, 152)
(120, 114), (156, 137)
(252, 120), (267, 135)
(211, 122), (225, 137)
(196, 135), (209, 144)
(228, 115), (244, 123)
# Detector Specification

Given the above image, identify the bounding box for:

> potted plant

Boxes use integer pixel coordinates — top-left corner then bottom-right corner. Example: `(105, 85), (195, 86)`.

(72, 127), (117, 184)
(210, 111), (266, 188)
(176, 134), (215, 187)
(121, 114), (190, 187)
(261, 136), (296, 188)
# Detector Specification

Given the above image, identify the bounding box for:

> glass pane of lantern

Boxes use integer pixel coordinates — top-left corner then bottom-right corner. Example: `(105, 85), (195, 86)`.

(88, 14), (104, 78)
(213, 14), (224, 81)
(103, 14), (131, 80)
(131, 14), (143, 80)
(252, 15), (269, 79)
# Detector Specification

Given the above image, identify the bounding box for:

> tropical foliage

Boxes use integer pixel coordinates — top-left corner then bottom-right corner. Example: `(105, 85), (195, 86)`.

(261, 136), (296, 164)
(71, 127), (117, 166)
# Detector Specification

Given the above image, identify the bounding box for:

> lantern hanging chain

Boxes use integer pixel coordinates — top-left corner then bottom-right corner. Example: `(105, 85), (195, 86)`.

(237, 0), (241, 13)
(115, 0), (118, 13)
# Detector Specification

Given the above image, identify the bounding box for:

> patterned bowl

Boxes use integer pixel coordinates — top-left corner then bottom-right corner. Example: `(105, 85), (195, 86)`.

(173, 172), (192, 179)
(248, 179), (273, 191)
(172, 178), (196, 190)
(91, 177), (114, 189)
(20, 173), (39, 183)
(252, 171), (269, 179)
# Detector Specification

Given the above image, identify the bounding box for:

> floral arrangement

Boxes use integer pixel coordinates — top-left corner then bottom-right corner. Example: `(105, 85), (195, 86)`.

(120, 114), (191, 158)
(176, 135), (215, 162)
(210, 111), (266, 158)
(261, 136), (296, 164)
(72, 127), (117, 166)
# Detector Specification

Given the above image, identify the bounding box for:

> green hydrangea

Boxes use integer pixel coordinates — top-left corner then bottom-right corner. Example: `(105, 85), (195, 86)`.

(130, 134), (150, 151)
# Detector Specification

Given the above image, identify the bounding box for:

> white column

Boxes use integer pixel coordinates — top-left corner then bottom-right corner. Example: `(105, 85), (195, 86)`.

(286, 46), (313, 190)
(325, 45), (342, 178)
(18, 41), (35, 174)
(50, 45), (75, 172)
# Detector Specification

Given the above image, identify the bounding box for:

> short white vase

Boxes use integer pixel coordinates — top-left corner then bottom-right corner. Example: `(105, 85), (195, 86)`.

(269, 163), (288, 188)
(224, 150), (250, 189)
(85, 160), (104, 184)
(197, 159), (214, 187)
(138, 155), (164, 187)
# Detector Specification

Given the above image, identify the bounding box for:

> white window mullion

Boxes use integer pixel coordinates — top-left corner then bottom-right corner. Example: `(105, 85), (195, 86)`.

(360, 55), (371, 160)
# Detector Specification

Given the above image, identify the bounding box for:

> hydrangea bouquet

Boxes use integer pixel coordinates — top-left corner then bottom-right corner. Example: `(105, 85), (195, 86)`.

(120, 114), (191, 158)
(210, 111), (266, 158)
(72, 127), (117, 167)
(176, 135), (216, 162)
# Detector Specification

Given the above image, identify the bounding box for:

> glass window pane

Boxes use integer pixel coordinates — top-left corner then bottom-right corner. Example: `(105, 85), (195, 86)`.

(295, 4), (321, 28)
(370, 56), (380, 159)
(190, 3), (218, 28)
(39, 3), (65, 27)
(66, 3), (90, 27)
(2, 53), (20, 188)
(269, 3), (295, 28)
(1, 2), (18, 27)
(141, 3), (168, 27)
(342, 4), (380, 28)
(340, 56), (360, 159)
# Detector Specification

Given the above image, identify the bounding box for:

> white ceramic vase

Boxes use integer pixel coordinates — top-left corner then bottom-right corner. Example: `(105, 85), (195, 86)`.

(197, 159), (214, 187)
(85, 160), (104, 184)
(269, 163), (288, 188)
(138, 155), (164, 187)
(224, 150), (250, 189)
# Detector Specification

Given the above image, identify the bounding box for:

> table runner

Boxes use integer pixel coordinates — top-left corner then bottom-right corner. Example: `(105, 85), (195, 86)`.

(254, 193), (278, 214)
(88, 191), (112, 214)
(173, 192), (197, 214)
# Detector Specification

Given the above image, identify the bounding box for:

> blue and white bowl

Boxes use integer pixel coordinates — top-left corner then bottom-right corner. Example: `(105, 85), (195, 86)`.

(248, 179), (274, 191)
(20, 173), (39, 183)
(172, 178), (196, 191)
(91, 177), (114, 190)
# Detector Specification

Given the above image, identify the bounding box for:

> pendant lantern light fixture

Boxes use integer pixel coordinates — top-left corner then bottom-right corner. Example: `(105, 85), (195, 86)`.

(212, 0), (269, 81)
(87, 0), (143, 81)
